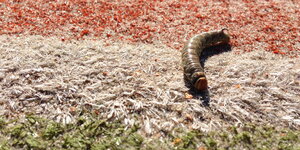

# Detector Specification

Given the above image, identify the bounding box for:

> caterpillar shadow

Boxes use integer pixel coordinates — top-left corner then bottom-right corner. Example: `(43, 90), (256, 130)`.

(185, 43), (232, 107)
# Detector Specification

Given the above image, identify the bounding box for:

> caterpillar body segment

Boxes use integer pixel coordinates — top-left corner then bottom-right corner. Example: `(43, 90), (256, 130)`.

(182, 29), (230, 91)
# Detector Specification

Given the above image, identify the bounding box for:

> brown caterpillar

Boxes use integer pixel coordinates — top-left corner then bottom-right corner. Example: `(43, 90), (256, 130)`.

(182, 29), (230, 91)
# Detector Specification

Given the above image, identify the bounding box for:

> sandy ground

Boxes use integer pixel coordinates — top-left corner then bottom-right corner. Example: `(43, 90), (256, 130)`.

(0, 35), (299, 135)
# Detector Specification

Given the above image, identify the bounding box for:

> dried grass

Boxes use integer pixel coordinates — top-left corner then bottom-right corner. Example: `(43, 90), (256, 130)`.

(0, 35), (299, 136)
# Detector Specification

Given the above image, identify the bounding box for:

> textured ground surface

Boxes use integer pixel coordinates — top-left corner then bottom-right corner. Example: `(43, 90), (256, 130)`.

(1, 0), (299, 56)
(0, 2), (300, 149)
(1, 35), (299, 136)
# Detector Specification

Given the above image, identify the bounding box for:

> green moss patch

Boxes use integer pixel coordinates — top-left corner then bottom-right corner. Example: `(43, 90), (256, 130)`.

(0, 115), (299, 150)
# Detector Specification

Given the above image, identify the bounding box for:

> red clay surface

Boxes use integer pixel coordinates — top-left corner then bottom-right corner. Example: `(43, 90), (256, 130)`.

(0, 0), (299, 57)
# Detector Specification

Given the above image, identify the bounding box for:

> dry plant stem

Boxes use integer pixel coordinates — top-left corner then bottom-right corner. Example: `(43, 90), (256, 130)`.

(182, 29), (230, 91)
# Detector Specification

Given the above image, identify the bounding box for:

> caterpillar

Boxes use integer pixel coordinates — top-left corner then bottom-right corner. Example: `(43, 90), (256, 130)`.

(182, 28), (230, 91)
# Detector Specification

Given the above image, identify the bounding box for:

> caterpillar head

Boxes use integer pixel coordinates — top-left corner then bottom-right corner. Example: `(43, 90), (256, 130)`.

(191, 72), (208, 91)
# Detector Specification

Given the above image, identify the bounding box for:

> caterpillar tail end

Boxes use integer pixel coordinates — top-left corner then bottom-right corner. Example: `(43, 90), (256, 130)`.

(221, 28), (228, 32)
(194, 77), (208, 91)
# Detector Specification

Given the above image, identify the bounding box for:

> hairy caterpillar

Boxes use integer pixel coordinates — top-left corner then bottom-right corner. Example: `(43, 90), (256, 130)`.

(182, 29), (230, 91)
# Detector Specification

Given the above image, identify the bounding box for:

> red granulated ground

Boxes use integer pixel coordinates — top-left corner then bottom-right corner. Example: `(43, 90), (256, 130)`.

(0, 0), (299, 57)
